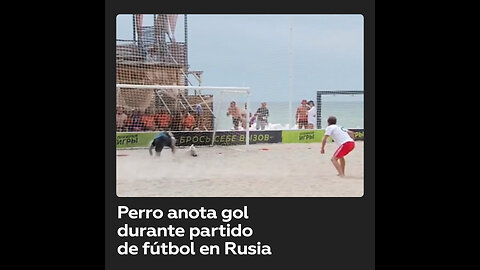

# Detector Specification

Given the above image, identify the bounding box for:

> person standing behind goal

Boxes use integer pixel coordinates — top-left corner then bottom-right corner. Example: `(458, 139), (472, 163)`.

(254, 102), (269, 130)
(296, 99), (309, 129)
(226, 101), (242, 130)
(307, 100), (317, 129)
(320, 116), (355, 177)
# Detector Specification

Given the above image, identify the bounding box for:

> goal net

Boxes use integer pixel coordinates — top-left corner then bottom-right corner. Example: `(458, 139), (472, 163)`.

(116, 14), (253, 146)
(116, 84), (251, 144)
(316, 90), (364, 129)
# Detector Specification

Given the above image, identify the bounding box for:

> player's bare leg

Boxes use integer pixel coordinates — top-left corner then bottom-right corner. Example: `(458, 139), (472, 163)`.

(339, 157), (346, 176)
(331, 157), (345, 177)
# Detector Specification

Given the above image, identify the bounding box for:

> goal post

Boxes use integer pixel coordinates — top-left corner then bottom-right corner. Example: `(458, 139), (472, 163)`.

(116, 84), (252, 145)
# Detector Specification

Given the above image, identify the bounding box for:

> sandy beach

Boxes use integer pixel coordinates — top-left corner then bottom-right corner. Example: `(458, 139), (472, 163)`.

(116, 141), (364, 197)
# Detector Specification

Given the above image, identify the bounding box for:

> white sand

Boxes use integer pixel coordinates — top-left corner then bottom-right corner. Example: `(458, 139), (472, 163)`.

(116, 141), (364, 197)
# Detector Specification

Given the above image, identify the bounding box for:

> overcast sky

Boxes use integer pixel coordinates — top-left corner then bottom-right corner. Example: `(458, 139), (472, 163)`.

(116, 14), (363, 102)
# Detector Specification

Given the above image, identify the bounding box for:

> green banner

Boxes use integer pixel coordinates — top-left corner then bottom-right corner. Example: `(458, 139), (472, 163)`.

(117, 129), (363, 148)
(116, 132), (156, 148)
(281, 130), (325, 143)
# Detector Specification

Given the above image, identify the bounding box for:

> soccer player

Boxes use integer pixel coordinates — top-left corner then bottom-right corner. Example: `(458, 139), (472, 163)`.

(320, 116), (355, 177)
(149, 131), (176, 157)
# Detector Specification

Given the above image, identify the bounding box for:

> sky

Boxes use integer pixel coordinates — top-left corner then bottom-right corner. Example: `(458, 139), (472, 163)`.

(116, 14), (363, 103)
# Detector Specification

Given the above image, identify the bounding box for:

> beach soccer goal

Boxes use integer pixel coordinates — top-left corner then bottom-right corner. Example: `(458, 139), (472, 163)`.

(116, 84), (252, 145)
(316, 90), (364, 129)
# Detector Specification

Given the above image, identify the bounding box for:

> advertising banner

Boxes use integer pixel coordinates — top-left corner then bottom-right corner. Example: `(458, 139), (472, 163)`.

(116, 132), (155, 148)
(116, 130), (282, 148)
(172, 130), (282, 146)
(281, 130), (325, 143)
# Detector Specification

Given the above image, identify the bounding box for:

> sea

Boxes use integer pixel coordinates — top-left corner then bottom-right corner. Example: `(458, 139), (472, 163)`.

(213, 96), (364, 131)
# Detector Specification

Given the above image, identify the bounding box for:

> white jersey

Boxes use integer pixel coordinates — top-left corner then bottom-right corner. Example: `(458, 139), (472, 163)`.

(307, 106), (317, 128)
(325, 124), (354, 146)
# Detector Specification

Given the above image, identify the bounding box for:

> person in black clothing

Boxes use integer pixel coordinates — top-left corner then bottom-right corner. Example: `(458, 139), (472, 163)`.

(149, 131), (176, 157)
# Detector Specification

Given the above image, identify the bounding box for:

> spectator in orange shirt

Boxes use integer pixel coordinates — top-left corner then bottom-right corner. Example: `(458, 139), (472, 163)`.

(155, 109), (171, 130)
(141, 108), (156, 131)
(182, 110), (195, 131)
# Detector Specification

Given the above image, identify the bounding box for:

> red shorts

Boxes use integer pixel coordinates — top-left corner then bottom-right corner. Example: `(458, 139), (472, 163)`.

(333, 141), (355, 158)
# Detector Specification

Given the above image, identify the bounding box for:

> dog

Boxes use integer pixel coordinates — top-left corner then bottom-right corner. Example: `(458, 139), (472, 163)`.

(187, 144), (198, 157)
